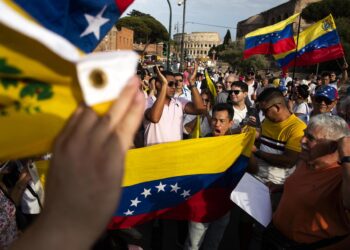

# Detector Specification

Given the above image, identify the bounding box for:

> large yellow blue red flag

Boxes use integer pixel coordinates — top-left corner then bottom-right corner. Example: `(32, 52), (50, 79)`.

(274, 14), (344, 71)
(244, 13), (300, 59)
(109, 128), (255, 229)
(0, 0), (138, 160)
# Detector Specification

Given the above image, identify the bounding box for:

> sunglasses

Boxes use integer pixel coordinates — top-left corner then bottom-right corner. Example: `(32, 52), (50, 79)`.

(259, 103), (280, 114)
(231, 90), (242, 95)
(168, 81), (176, 87)
(314, 96), (333, 105)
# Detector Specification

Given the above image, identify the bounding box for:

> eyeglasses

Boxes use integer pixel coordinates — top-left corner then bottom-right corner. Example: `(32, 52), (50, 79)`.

(303, 130), (316, 142)
(259, 103), (280, 114)
(314, 96), (333, 105)
(168, 81), (176, 88)
(175, 79), (183, 82)
(231, 90), (242, 95)
(216, 85), (223, 89)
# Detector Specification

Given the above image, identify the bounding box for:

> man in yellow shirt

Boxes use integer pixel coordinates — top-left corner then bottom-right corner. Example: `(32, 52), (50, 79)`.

(253, 88), (306, 206)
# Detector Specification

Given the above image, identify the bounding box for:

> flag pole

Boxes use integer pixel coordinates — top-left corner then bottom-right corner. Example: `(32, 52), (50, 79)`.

(316, 63), (319, 76)
(291, 14), (302, 85)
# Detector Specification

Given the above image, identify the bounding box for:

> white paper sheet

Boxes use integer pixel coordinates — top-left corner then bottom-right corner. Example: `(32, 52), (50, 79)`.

(230, 173), (272, 227)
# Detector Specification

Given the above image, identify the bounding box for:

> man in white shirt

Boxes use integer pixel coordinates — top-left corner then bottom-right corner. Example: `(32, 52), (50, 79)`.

(144, 66), (205, 146)
(228, 81), (257, 129)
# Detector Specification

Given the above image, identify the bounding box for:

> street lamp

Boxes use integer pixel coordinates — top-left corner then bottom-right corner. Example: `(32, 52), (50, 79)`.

(166, 0), (172, 71)
(177, 0), (186, 72)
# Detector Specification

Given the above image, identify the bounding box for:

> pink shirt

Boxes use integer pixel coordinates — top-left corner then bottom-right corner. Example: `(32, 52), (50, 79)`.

(144, 97), (189, 146)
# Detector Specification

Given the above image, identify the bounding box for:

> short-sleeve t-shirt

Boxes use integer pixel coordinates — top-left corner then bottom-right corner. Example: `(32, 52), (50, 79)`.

(273, 161), (350, 244)
(255, 114), (306, 184)
(144, 97), (189, 146)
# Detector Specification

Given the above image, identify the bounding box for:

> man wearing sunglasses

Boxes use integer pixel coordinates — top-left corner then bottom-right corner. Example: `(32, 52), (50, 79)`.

(311, 85), (338, 116)
(228, 81), (258, 129)
(174, 73), (192, 101)
(253, 88), (306, 205)
(144, 65), (205, 146)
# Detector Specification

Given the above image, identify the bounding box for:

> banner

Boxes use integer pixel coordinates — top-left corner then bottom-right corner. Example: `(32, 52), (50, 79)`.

(109, 128), (255, 229)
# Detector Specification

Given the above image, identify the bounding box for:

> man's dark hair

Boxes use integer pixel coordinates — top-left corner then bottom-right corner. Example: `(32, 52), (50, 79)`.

(231, 81), (248, 92)
(257, 87), (286, 106)
(321, 72), (331, 78)
(212, 103), (234, 121)
(296, 85), (309, 99)
(156, 71), (174, 83)
(174, 73), (183, 79)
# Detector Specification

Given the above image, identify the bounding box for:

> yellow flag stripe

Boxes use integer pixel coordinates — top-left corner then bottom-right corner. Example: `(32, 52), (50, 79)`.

(274, 14), (337, 60)
(122, 128), (255, 187)
(245, 13), (300, 38)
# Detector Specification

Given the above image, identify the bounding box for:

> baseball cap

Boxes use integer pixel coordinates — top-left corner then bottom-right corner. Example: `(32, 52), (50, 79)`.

(315, 85), (338, 101)
(278, 85), (288, 92)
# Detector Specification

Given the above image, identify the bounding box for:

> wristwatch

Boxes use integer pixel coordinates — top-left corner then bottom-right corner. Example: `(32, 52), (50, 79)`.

(339, 156), (350, 165)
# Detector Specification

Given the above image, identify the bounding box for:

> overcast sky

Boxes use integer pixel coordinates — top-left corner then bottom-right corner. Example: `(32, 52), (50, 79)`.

(122, 0), (289, 40)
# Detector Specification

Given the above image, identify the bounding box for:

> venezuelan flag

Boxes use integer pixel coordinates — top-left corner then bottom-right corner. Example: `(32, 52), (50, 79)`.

(275, 14), (344, 70)
(3, 0), (134, 52)
(0, 1), (137, 160)
(109, 128), (255, 229)
(244, 13), (299, 59)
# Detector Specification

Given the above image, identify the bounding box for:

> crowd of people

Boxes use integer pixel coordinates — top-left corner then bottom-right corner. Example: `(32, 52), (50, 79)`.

(1, 60), (350, 250)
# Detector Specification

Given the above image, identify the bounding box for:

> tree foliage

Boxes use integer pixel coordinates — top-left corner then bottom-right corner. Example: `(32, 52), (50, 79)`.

(223, 30), (232, 45)
(115, 10), (168, 44)
(211, 40), (270, 72)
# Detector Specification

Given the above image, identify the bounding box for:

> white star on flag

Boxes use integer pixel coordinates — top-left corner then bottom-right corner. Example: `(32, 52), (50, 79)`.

(155, 182), (167, 192)
(80, 5), (109, 40)
(130, 198), (142, 207)
(141, 188), (152, 198)
(124, 209), (134, 216)
(181, 190), (191, 198)
(170, 183), (181, 193)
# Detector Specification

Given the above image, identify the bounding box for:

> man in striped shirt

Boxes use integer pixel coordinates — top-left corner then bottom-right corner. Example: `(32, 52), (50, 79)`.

(253, 88), (306, 208)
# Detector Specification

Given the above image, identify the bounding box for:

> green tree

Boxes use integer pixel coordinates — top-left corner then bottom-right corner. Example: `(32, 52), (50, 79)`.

(215, 41), (270, 72)
(223, 30), (232, 45)
(116, 10), (169, 54)
(302, 0), (350, 71)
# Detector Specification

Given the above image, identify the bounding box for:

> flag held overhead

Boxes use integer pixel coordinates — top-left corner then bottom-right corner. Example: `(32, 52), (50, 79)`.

(274, 14), (344, 71)
(243, 13), (300, 59)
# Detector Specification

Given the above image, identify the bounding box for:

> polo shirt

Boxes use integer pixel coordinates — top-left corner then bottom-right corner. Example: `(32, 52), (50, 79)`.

(144, 96), (189, 146)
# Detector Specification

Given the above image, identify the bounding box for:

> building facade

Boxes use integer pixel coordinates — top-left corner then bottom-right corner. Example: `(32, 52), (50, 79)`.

(173, 32), (221, 60)
(236, 0), (321, 39)
(94, 26), (134, 52)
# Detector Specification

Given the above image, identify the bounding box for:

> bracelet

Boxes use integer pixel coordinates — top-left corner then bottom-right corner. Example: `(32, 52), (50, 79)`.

(339, 156), (350, 165)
